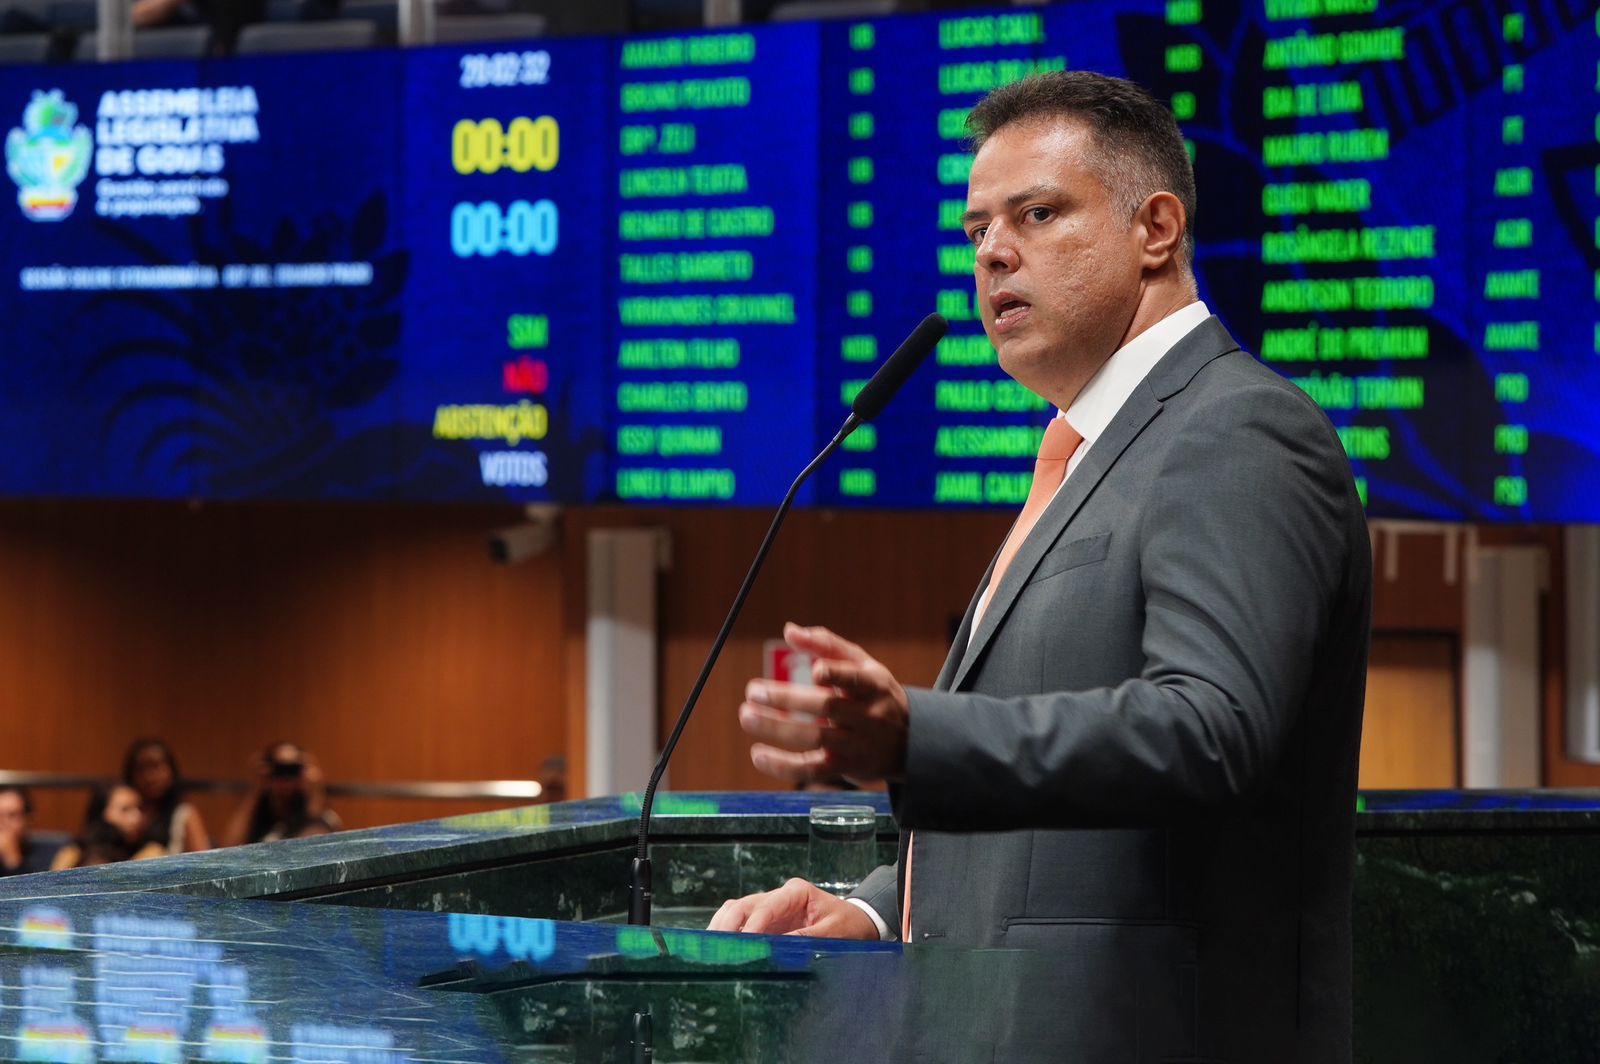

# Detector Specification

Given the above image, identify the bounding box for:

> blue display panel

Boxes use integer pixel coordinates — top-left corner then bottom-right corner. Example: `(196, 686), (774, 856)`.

(812, 12), (1066, 509)
(607, 26), (820, 505)
(0, 2), (1597, 518)
(399, 39), (611, 502)
(1141, 0), (1600, 521)
(0, 55), (411, 499)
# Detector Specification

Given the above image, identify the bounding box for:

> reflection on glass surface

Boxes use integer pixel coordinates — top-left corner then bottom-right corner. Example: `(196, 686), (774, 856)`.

(0, 890), (894, 1062)
(286, 1024), (404, 1064)
(2, 903), (426, 1064)
(17, 907), (73, 950)
(441, 805), (550, 832)
(17, 963), (94, 1063)
(617, 793), (723, 816)
(614, 927), (772, 965)
(199, 964), (267, 1063)
(447, 913), (556, 963)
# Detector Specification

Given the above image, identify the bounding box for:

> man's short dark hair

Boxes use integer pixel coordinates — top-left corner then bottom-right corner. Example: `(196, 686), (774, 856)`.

(966, 71), (1197, 262)
(0, 785), (33, 814)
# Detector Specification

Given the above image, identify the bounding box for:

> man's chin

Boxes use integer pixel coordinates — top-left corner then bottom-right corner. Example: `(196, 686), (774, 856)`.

(996, 340), (1046, 384)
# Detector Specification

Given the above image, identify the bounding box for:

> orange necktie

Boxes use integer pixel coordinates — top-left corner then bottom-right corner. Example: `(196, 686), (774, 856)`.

(902, 418), (1083, 943)
(986, 417), (1083, 599)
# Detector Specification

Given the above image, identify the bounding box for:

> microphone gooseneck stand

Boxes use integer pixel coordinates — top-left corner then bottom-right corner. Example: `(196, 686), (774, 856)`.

(627, 312), (948, 926)
(628, 415), (860, 924)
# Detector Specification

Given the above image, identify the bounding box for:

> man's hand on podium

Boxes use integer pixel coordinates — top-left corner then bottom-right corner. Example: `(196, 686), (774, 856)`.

(707, 877), (878, 938)
(739, 622), (909, 785)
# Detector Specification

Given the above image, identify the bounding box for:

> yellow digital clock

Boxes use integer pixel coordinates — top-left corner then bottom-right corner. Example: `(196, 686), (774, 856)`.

(452, 117), (559, 175)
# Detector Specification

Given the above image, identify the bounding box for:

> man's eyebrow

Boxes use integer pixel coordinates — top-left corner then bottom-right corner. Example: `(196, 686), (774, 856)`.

(960, 184), (1063, 227)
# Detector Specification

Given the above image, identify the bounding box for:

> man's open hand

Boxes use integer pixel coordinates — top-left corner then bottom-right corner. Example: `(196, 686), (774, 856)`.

(739, 623), (910, 785)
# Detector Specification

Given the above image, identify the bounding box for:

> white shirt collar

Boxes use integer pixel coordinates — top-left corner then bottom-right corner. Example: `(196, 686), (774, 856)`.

(1059, 300), (1211, 445)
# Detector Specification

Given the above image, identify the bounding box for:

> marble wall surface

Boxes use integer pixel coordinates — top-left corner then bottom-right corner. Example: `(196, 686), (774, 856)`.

(3, 789), (1597, 1062)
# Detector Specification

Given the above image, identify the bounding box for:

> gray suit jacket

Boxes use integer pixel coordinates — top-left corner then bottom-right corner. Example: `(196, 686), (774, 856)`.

(850, 317), (1370, 1063)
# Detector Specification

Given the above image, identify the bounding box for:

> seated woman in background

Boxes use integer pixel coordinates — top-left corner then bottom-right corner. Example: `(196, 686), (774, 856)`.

(75, 822), (137, 866)
(221, 742), (342, 847)
(51, 783), (164, 870)
(124, 738), (210, 855)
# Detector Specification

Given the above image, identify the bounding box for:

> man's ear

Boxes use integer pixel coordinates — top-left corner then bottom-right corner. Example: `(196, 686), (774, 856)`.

(1135, 191), (1187, 270)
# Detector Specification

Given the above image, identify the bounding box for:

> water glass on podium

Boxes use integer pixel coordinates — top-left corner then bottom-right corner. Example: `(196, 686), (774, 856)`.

(807, 804), (877, 896)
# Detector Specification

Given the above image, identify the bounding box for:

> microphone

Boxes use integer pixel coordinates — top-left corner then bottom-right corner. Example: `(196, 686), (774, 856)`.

(628, 312), (947, 925)
(850, 311), (950, 423)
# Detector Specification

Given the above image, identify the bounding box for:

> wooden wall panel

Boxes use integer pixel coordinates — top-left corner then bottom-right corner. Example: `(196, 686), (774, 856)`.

(1, 500), (568, 837)
(1529, 529), (1600, 788)
(1359, 635), (1459, 789)
(563, 507), (1012, 793)
(1371, 530), (1464, 632)
(1364, 525), (1572, 790)
(0, 495), (1578, 847)
(1472, 526), (1572, 788)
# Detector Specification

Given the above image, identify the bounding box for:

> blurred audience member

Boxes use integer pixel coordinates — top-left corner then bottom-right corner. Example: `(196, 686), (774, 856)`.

(130, 0), (193, 26)
(132, 0), (265, 53)
(538, 755), (567, 803)
(51, 783), (163, 870)
(0, 0), (263, 55)
(0, 785), (67, 876)
(3, 0), (172, 36)
(0, 5), (50, 34)
(290, 818), (334, 838)
(221, 742), (341, 846)
(124, 738), (210, 855)
(77, 822), (136, 866)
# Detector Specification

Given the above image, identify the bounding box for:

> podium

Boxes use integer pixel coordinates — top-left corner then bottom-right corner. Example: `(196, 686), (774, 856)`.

(0, 886), (1056, 1062)
(1, 790), (1598, 1061)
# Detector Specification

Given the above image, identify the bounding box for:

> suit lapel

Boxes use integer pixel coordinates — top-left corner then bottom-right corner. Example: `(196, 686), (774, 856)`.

(949, 390), (1160, 690)
(935, 554), (995, 692)
(947, 317), (1241, 692)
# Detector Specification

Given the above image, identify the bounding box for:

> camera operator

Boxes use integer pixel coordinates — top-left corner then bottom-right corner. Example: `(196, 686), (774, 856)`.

(220, 741), (342, 847)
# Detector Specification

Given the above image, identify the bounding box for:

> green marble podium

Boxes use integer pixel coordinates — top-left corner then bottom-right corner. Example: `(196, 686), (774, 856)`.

(0, 790), (1596, 1062)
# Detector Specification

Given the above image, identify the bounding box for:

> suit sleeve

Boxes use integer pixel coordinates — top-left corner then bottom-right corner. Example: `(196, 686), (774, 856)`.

(846, 861), (900, 938)
(897, 380), (1358, 830)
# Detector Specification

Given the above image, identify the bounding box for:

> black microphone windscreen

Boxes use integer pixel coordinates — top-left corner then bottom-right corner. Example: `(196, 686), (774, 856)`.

(850, 312), (948, 422)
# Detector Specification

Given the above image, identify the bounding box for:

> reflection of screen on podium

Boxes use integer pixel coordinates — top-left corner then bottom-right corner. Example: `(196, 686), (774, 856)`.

(1, 4), (1597, 517)
(12, 906), (406, 1063)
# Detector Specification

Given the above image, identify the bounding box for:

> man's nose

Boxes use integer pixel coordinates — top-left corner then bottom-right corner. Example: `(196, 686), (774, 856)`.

(976, 223), (1019, 273)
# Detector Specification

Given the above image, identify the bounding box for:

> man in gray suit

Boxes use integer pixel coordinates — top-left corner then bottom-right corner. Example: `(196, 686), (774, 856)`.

(710, 72), (1370, 1064)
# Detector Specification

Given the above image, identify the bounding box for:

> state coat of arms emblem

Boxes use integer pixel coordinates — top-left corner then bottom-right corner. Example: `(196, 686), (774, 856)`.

(6, 89), (93, 221)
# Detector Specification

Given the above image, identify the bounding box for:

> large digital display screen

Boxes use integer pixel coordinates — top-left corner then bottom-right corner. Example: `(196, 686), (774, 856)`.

(1, 0), (1596, 517)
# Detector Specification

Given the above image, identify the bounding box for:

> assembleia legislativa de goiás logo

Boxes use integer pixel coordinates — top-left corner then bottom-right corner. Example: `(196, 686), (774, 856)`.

(5, 89), (93, 222)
